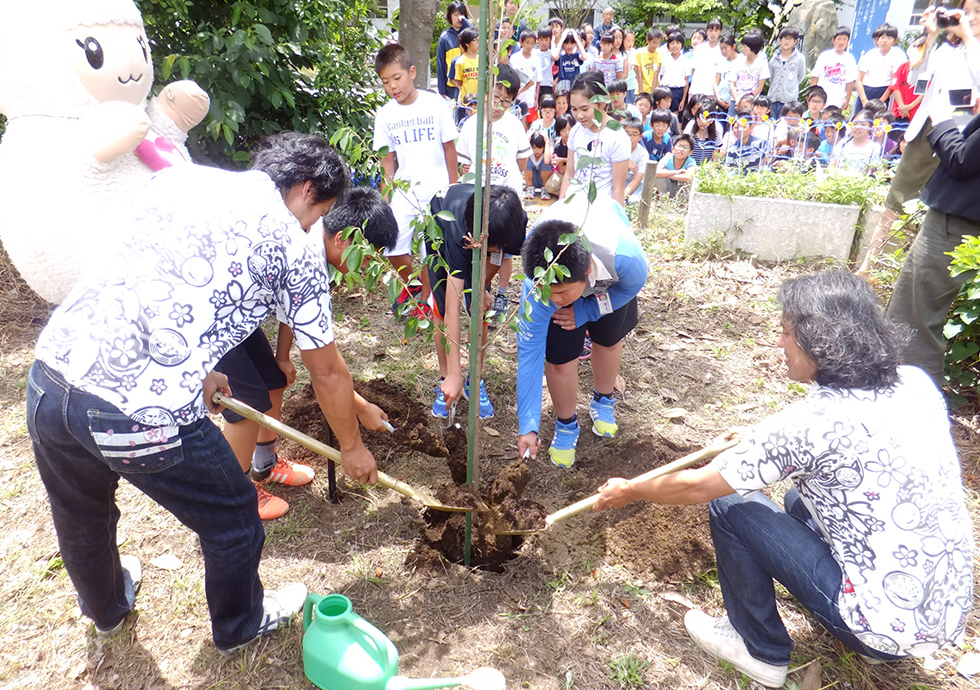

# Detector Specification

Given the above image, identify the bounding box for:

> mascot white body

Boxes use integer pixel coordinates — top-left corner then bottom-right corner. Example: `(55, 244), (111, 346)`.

(0, 0), (209, 303)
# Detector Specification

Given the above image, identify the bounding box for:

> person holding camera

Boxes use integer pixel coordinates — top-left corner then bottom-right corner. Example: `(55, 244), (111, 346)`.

(885, 84), (980, 386)
(856, 1), (980, 277)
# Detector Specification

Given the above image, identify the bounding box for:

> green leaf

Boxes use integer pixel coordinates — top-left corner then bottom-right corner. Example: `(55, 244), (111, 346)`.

(161, 54), (176, 81)
(178, 56), (191, 79)
(254, 24), (273, 44)
(587, 181), (597, 204)
(435, 210), (456, 221)
(544, 247), (554, 262)
(605, 119), (622, 130)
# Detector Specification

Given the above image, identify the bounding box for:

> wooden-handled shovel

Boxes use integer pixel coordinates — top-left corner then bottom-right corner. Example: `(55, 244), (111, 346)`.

(213, 392), (484, 513)
(493, 438), (740, 535)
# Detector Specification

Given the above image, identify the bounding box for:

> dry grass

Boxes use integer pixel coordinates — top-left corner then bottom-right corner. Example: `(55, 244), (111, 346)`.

(0, 201), (978, 690)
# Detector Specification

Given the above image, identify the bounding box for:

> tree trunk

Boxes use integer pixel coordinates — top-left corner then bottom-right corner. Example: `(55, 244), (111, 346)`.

(399, 0), (440, 90)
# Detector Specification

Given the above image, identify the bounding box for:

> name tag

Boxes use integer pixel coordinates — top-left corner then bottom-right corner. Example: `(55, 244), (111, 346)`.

(490, 250), (503, 266)
(596, 292), (613, 315)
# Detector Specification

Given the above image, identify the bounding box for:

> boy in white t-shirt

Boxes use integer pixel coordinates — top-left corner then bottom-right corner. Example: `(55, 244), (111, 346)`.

(855, 23), (906, 112)
(810, 27), (858, 110)
(456, 65), (531, 311)
(659, 31), (692, 112)
(623, 117), (650, 202)
(373, 43), (458, 317)
(510, 31), (541, 128)
(535, 27), (556, 100)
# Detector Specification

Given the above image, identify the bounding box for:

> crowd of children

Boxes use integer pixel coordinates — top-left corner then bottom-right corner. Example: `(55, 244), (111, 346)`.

(354, 9), (943, 471)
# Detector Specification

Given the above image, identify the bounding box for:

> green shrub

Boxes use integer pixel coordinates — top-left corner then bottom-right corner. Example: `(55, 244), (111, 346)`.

(137, 0), (386, 169)
(943, 235), (980, 407)
(694, 162), (886, 211)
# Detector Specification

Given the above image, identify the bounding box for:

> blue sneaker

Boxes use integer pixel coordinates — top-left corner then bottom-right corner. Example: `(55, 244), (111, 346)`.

(462, 378), (494, 418)
(548, 419), (580, 468)
(590, 395), (618, 437)
(431, 385), (449, 418)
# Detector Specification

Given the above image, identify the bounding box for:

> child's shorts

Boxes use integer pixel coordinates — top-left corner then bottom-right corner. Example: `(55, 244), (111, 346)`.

(213, 329), (288, 424)
(386, 193), (426, 257)
(545, 296), (638, 365)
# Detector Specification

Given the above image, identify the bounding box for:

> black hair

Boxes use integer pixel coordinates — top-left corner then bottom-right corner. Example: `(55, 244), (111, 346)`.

(692, 28), (707, 41)
(445, 1), (469, 24)
(600, 33), (614, 44)
(652, 86), (672, 104)
(374, 43), (413, 73)
(864, 99), (887, 117)
(539, 94), (557, 110)
(833, 26), (851, 40)
(783, 100), (805, 116)
(741, 29), (764, 55)
(673, 132), (694, 149)
(458, 27), (478, 50)
(529, 132), (546, 148)
(554, 87), (569, 101)
(778, 26), (801, 41)
(806, 85), (828, 104)
(496, 64), (521, 98)
(693, 100), (722, 139)
(719, 33), (736, 49)
(607, 79), (628, 94)
(322, 186), (397, 251)
(250, 132), (349, 204)
(520, 30), (537, 42)
(805, 131), (822, 150)
(778, 271), (900, 389)
(707, 18), (723, 30)
(665, 24), (680, 35)
(467, 185), (527, 255)
(538, 26), (553, 39)
(569, 71), (607, 105)
(647, 27), (663, 41)
(562, 31), (577, 45)
(500, 17), (513, 26)
(549, 16), (563, 27)
(753, 95), (771, 110)
(555, 113), (575, 135)
(667, 31), (685, 46)
(821, 105), (842, 117)
(522, 219), (591, 284)
(650, 108), (672, 125)
(622, 116), (643, 132)
(852, 108), (875, 123)
(634, 92), (653, 106)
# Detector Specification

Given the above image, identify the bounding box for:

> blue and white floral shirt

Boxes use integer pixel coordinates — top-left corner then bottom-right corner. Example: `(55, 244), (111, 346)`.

(36, 165), (334, 427)
(716, 366), (973, 657)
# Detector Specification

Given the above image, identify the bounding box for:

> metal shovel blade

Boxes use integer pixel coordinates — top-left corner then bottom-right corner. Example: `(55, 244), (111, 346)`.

(213, 393), (482, 513)
(493, 439), (740, 535)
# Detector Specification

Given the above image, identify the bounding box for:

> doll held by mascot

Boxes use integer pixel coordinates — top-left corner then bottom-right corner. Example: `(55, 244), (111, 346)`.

(0, 0), (210, 304)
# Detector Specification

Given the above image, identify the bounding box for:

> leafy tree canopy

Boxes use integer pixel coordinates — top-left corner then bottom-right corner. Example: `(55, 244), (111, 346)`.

(137, 0), (386, 168)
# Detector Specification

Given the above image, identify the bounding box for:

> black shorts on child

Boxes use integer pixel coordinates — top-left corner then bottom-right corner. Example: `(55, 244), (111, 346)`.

(213, 328), (288, 423)
(545, 296), (639, 365)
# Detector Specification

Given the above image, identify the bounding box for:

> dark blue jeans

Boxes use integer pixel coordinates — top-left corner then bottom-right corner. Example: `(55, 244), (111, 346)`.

(26, 361), (265, 649)
(709, 489), (905, 665)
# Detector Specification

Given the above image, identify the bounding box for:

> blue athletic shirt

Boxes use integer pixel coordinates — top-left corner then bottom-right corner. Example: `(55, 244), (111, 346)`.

(516, 196), (649, 436)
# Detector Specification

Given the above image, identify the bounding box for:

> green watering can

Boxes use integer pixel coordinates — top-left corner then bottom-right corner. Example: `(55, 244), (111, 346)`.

(303, 593), (505, 690)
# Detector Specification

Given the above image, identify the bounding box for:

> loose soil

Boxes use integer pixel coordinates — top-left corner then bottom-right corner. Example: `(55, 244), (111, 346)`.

(3, 216), (980, 690)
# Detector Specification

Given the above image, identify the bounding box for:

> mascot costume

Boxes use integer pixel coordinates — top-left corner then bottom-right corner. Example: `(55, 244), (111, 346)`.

(0, 0), (210, 303)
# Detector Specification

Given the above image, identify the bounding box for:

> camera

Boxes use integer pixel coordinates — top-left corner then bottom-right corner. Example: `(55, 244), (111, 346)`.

(935, 7), (961, 28)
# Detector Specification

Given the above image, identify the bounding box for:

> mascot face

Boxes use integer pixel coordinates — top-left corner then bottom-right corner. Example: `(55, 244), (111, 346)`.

(67, 22), (153, 105)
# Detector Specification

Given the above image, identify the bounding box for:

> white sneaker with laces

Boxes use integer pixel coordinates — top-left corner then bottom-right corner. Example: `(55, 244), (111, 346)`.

(218, 582), (308, 656)
(684, 610), (788, 688)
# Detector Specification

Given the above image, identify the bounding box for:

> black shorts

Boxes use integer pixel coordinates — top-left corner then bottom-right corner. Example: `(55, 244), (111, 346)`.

(213, 328), (288, 424)
(545, 296), (639, 365)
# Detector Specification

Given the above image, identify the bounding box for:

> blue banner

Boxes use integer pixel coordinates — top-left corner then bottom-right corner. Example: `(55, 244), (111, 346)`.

(851, 0), (892, 63)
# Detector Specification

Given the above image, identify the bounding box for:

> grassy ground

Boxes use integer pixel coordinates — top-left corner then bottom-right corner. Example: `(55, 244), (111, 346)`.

(0, 197), (977, 690)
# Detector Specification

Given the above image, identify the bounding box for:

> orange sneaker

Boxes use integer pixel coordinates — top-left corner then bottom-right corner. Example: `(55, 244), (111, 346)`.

(252, 457), (315, 487)
(254, 482), (289, 520)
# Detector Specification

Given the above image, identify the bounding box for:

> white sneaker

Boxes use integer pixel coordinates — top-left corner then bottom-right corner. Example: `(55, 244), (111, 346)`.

(218, 582), (308, 656)
(95, 555), (143, 637)
(684, 610), (788, 688)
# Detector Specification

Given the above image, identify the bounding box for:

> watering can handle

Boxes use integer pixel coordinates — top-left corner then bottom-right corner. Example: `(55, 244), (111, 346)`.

(350, 615), (399, 677)
(303, 593), (325, 630)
